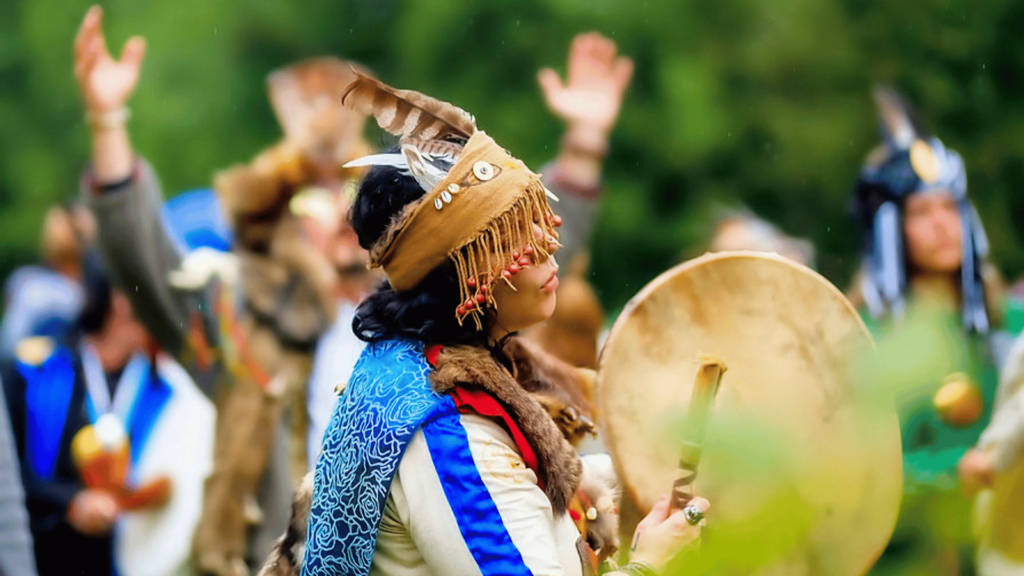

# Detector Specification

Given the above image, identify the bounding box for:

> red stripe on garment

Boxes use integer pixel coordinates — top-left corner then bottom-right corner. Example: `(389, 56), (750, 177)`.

(449, 387), (544, 490)
(423, 345), (544, 489)
(425, 345), (443, 368)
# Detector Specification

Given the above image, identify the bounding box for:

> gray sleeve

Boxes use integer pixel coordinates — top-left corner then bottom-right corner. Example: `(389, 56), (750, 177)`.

(541, 166), (599, 273)
(81, 160), (191, 357)
(0, 379), (37, 576)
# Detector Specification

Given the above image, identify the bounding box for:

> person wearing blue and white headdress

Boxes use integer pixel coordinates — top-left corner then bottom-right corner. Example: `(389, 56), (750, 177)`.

(850, 87), (1022, 576)
(851, 86), (1004, 336)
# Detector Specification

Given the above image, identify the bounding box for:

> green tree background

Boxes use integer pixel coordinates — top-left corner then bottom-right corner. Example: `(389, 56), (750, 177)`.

(1, 0), (1022, 312)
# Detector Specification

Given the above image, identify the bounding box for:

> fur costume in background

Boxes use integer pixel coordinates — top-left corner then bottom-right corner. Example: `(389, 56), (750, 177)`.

(257, 336), (619, 576)
(184, 58), (375, 576)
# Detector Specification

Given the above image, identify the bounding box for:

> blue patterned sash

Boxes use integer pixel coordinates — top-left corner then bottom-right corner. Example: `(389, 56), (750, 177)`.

(302, 338), (444, 576)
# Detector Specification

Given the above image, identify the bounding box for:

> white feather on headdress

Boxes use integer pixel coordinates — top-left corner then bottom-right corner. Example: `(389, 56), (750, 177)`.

(342, 154), (408, 170)
(400, 145), (450, 192)
(343, 148), (454, 194)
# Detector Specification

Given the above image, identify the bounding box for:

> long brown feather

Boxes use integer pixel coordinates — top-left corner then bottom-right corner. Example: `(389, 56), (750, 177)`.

(873, 86), (931, 150)
(341, 70), (476, 141)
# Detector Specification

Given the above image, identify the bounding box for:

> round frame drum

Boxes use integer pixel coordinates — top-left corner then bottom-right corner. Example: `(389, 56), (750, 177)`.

(599, 252), (901, 575)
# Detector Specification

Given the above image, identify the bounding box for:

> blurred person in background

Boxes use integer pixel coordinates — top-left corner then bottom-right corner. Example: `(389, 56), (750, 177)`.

(2, 258), (213, 576)
(1009, 276), (1024, 302)
(72, 6), (374, 573)
(0, 381), (36, 576)
(520, 32), (634, 372)
(706, 207), (816, 268)
(0, 204), (95, 361)
(849, 87), (1022, 576)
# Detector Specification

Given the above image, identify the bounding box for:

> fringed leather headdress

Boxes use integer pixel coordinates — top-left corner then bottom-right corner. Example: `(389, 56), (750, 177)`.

(342, 73), (562, 327)
(853, 86), (990, 332)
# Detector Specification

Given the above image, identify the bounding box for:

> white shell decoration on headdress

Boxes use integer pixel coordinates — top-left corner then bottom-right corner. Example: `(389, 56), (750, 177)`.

(473, 161), (495, 181)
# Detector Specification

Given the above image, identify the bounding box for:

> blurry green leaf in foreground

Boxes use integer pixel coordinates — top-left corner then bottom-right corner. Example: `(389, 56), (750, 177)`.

(650, 410), (827, 576)
(624, 321), (905, 576)
(856, 302), (994, 576)
(869, 303), (967, 407)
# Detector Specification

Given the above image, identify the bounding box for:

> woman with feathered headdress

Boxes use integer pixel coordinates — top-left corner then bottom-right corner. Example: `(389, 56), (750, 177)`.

(252, 73), (711, 576)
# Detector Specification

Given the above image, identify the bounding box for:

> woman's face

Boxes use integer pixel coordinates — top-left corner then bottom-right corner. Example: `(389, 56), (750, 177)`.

(903, 191), (963, 275)
(489, 223), (560, 335)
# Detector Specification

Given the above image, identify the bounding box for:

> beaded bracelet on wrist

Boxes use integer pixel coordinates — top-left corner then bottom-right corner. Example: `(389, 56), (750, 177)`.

(86, 106), (131, 130)
(560, 131), (609, 159)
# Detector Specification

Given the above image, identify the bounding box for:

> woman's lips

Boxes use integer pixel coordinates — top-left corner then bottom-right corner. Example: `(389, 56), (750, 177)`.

(541, 269), (560, 293)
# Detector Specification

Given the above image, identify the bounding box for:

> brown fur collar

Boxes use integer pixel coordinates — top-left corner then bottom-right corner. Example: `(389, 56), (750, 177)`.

(429, 338), (583, 514)
(504, 337), (597, 446)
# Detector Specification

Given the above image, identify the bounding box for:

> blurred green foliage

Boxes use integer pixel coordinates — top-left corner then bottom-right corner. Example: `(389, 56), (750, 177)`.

(630, 306), (985, 575)
(1, 0), (1023, 311)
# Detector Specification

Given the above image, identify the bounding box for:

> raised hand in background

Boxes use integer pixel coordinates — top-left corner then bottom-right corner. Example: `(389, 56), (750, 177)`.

(73, 5), (146, 183)
(539, 32), (634, 162)
(533, 32), (634, 271)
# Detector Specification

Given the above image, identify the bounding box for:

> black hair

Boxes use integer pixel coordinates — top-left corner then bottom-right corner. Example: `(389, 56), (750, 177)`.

(350, 145), (491, 346)
(76, 252), (113, 336)
(852, 148), (918, 226)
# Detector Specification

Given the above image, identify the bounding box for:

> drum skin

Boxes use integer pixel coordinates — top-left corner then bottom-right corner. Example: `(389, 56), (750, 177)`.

(598, 252), (902, 576)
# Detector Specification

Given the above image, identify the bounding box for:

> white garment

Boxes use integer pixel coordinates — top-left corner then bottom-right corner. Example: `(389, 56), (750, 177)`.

(979, 333), (1024, 471)
(116, 356), (216, 576)
(306, 303), (366, 466)
(373, 413), (585, 576)
(974, 333), (1024, 575)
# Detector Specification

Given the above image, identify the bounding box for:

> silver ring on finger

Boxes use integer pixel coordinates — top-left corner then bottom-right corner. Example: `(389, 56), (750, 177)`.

(682, 504), (705, 526)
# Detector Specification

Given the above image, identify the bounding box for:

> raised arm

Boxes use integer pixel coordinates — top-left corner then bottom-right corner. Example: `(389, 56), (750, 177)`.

(539, 33), (633, 268)
(73, 6), (194, 358)
(74, 5), (142, 184)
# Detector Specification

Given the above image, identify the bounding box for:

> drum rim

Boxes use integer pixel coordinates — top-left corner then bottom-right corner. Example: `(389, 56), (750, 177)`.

(596, 251), (899, 576)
